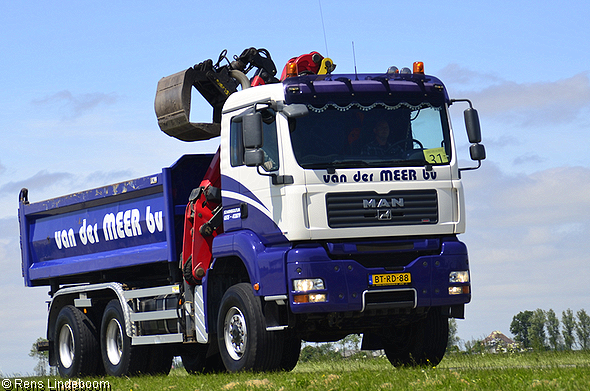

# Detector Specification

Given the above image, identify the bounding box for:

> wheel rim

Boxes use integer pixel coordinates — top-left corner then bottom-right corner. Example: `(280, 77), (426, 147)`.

(58, 324), (75, 369)
(223, 306), (247, 361)
(105, 318), (124, 365)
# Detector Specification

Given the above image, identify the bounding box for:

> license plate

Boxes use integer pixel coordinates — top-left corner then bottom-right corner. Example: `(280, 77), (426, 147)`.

(370, 273), (411, 286)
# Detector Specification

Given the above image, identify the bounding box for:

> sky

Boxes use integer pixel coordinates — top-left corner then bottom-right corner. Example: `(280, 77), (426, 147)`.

(1, 0), (590, 375)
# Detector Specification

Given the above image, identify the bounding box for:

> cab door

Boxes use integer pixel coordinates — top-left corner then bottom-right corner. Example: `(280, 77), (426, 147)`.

(221, 107), (286, 244)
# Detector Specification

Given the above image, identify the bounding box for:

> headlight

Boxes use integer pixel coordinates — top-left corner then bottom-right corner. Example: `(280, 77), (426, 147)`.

(449, 271), (469, 283)
(293, 278), (325, 292)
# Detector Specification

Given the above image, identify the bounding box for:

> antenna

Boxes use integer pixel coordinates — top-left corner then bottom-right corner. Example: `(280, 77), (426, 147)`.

(352, 41), (358, 80)
(318, 0), (329, 57)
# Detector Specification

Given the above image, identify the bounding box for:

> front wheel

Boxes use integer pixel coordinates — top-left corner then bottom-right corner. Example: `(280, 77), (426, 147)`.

(383, 309), (449, 367)
(278, 332), (301, 371)
(54, 305), (101, 377)
(100, 299), (145, 376)
(217, 283), (282, 372)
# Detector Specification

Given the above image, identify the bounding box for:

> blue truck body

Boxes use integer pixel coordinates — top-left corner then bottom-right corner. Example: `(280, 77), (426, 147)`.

(19, 154), (213, 287)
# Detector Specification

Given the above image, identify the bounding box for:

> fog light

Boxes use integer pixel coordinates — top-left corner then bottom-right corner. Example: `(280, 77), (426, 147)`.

(449, 286), (470, 295)
(449, 271), (469, 283)
(309, 293), (327, 302)
(293, 293), (327, 303)
(293, 278), (325, 292)
(449, 286), (463, 295)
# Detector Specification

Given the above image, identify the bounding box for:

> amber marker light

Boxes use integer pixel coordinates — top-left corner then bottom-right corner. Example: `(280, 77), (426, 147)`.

(286, 62), (298, 78)
(413, 61), (424, 74)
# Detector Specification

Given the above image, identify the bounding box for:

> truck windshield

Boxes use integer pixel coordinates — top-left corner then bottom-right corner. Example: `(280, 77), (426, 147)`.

(288, 101), (451, 169)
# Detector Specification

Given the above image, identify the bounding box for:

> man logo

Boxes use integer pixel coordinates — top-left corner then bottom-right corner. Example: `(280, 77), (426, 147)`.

(378, 209), (392, 220)
(362, 198), (405, 209)
(363, 198), (404, 220)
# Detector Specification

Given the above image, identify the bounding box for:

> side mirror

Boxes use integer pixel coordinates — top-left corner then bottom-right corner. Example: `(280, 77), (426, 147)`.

(282, 104), (309, 119)
(244, 149), (264, 166)
(470, 143), (486, 161)
(452, 98), (485, 173)
(242, 112), (263, 148)
(464, 107), (482, 144)
(241, 112), (265, 167)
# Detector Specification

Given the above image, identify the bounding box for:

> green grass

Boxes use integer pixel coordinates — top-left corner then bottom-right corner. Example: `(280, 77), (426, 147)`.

(11, 351), (590, 390)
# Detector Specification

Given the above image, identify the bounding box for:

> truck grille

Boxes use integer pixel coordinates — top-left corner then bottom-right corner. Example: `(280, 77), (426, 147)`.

(326, 190), (438, 228)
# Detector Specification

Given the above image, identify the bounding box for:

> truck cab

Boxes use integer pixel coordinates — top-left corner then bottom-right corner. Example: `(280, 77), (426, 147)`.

(208, 67), (482, 361)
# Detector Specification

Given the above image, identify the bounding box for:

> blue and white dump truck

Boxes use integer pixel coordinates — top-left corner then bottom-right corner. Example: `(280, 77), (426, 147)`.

(19, 48), (485, 377)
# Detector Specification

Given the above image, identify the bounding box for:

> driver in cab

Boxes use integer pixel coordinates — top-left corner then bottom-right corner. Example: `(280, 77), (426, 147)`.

(360, 120), (401, 156)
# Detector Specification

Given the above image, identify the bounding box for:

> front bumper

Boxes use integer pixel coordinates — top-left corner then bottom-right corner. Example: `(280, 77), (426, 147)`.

(286, 236), (471, 314)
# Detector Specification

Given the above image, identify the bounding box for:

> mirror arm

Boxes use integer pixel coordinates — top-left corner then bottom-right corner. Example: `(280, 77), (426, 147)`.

(450, 98), (474, 108)
(458, 160), (482, 174)
(256, 166), (294, 185)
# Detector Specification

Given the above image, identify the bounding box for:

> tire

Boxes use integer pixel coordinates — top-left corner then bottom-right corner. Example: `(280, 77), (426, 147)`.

(278, 332), (301, 372)
(54, 305), (101, 377)
(100, 299), (146, 376)
(144, 345), (173, 375)
(181, 345), (226, 374)
(383, 309), (449, 367)
(217, 283), (282, 372)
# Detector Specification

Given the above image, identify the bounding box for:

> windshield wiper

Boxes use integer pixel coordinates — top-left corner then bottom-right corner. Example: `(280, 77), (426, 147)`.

(377, 159), (428, 167)
(302, 159), (432, 171)
(331, 160), (372, 167)
(302, 160), (372, 170)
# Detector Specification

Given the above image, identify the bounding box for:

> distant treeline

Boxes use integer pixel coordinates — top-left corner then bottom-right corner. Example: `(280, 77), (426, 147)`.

(509, 308), (590, 351)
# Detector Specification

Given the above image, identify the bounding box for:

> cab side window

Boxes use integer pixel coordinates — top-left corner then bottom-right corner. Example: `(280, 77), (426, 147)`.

(230, 109), (280, 171)
(260, 109), (279, 172)
(230, 119), (244, 167)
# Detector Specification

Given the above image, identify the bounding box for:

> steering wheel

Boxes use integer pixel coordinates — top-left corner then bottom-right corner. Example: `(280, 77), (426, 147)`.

(391, 138), (424, 149)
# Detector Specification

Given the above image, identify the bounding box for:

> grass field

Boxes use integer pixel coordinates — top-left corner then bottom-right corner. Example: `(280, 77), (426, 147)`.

(8, 351), (590, 390)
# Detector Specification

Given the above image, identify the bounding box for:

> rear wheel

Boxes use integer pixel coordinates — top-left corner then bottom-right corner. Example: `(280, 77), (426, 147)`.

(383, 309), (449, 367)
(54, 305), (101, 377)
(144, 345), (173, 375)
(181, 344), (226, 374)
(100, 299), (146, 376)
(217, 283), (282, 372)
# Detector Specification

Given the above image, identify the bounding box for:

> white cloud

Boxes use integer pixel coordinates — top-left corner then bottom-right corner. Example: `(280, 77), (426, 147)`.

(438, 63), (503, 87)
(445, 68), (590, 127)
(0, 170), (73, 196)
(32, 90), (118, 119)
(458, 162), (590, 340)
